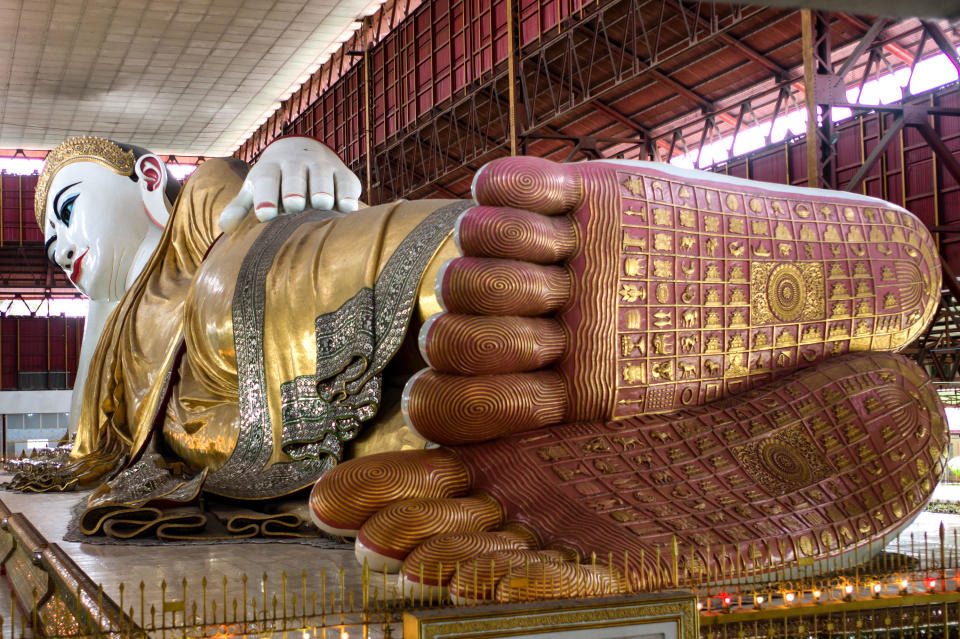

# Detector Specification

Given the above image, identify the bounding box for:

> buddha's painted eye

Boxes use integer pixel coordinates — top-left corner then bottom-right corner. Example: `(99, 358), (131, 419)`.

(58, 194), (78, 226)
(44, 234), (57, 265)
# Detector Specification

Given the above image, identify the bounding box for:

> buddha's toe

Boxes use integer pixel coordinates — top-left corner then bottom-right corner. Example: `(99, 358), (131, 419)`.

(447, 548), (628, 604)
(402, 369), (567, 444)
(356, 494), (503, 572)
(308, 449), (469, 537)
(398, 527), (538, 599)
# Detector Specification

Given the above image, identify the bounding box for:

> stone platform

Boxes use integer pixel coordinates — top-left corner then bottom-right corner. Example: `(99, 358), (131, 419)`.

(1, 479), (960, 637)
(0, 481), (387, 637)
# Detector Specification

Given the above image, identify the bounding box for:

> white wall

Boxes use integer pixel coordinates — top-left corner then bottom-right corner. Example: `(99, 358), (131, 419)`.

(0, 390), (72, 414)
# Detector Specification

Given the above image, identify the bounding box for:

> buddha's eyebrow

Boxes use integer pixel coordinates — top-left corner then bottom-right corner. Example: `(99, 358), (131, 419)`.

(52, 182), (80, 221)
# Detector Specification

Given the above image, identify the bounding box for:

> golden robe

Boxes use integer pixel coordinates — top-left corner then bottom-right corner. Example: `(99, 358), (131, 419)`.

(72, 159), (462, 499)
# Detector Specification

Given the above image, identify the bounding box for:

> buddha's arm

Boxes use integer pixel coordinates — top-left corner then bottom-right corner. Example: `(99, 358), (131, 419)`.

(68, 300), (116, 440)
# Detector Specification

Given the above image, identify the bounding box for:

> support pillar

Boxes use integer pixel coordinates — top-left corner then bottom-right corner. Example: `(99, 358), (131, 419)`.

(506, 0), (518, 156)
(802, 10), (837, 190)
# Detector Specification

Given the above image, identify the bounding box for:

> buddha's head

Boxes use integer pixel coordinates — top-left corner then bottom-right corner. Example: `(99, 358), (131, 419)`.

(36, 137), (182, 301)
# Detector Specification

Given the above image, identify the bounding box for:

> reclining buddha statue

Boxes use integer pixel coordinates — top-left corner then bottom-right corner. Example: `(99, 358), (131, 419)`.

(20, 134), (947, 598)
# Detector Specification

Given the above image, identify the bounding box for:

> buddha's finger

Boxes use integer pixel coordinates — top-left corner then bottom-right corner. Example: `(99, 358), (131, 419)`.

(455, 206), (576, 263)
(279, 161), (307, 213)
(437, 257), (570, 316)
(218, 185), (254, 234)
(307, 163), (335, 210)
(334, 170), (362, 213)
(252, 163), (282, 222)
(356, 495), (503, 572)
(309, 449), (469, 537)
(397, 527), (538, 598)
(420, 314), (565, 375)
(402, 369), (567, 445)
(472, 157), (581, 215)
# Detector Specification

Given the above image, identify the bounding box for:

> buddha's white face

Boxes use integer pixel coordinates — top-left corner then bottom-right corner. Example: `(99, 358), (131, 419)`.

(43, 161), (156, 301)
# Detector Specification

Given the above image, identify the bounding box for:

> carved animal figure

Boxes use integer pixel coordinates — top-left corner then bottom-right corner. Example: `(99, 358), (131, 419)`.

(678, 362), (697, 378)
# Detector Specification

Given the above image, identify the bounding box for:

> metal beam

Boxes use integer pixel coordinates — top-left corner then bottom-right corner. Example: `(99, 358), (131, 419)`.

(678, 3), (788, 79)
(834, 13), (914, 64)
(834, 18), (888, 79)
(574, 22), (715, 113)
(920, 20), (960, 77)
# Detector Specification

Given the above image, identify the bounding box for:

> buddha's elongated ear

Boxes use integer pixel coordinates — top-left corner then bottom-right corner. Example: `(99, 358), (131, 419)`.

(135, 154), (171, 228)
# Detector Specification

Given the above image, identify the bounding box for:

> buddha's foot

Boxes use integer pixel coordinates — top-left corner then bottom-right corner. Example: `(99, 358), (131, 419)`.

(404, 157), (940, 444)
(314, 353), (947, 601)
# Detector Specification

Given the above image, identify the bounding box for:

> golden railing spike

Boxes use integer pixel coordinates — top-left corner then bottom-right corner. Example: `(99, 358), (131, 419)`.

(419, 561), (425, 607)
(382, 563), (389, 613)
(301, 569), (308, 626)
(654, 547), (661, 591)
(240, 573), (247, 624)
(454, 560), (462, 605)
(321, 567), (327, 630)
(671, 535), (679, 588)
(282, 570), (288, 623)
(362, 557), (370, 639)
(623, 550), (631, 594)
(940, 520), (947, 592)
(261, 571), (269, 622)
(639, 549), (646, 591)
(524, 555), (532, 602)
(475, 558), (483, 604)
(437, 560), (444, 606)
(705, 542), (711, 585)
(720, 544), (727, 581)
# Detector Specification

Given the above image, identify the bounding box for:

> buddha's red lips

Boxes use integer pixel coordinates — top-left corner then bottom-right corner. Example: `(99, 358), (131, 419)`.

(70, 249), (88, 284)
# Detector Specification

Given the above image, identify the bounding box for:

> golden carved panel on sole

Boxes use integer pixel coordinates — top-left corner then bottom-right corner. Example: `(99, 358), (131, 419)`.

(751, 263), (824, 324)
(613, 165), (940, 418)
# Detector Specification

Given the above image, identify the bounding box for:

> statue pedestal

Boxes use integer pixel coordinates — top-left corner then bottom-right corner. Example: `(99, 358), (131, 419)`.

(0, 480), (370, 637)
(403, 591), (699, 639)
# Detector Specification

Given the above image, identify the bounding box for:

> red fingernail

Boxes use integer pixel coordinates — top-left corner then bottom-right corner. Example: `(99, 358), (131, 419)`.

(284, 193), (305, 199)
(255, 202), (275, 211)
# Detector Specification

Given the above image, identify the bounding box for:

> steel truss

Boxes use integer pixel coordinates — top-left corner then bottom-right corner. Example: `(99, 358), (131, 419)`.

(360, 0), (764, 203)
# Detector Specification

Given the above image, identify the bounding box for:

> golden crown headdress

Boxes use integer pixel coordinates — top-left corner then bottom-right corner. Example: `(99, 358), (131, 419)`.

(35, 137), (136, 230)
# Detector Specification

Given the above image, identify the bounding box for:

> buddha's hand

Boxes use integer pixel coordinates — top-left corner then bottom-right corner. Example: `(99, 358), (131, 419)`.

(312, 353), (947, 601)
(403, 157), (940, 445)
(218, 136), (362, 233)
